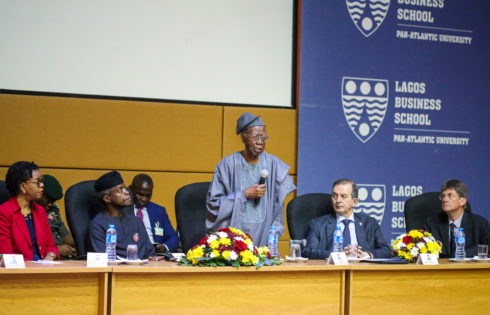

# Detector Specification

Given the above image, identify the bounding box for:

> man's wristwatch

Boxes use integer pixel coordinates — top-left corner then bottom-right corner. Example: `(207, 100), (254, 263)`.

(48, 252), (57, 259)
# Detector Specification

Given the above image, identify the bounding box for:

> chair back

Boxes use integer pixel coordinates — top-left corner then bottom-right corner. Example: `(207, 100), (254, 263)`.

(287, 193), (333, 240)
(65, 180), (105, 256)
(175, 182), (210, 252)
(404, 192), (471, 232)
(0, 180), (10, 205)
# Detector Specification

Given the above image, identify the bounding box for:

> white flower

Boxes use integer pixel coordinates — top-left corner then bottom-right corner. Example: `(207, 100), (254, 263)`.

(217, 232), (228, 239)
(396, 242), (405, 250)
(410, 247), (419, 256)
(229, 251), (238, 261)
(235, 236), (244, 242)
(416, 242), (425, 249)
(207, 234), (217, 244)
(247, 242), (254, 251)
(209, 252), (216, 258)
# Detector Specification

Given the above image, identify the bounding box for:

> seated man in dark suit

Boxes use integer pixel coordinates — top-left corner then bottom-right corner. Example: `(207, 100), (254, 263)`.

(303, 178), (391, 259)
(126, 174), (179, 253)
(89, 171), (156, 259)
(424, 179), (489, 258)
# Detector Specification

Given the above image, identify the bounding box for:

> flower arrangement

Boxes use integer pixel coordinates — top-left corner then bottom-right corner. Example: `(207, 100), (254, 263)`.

(392, 229), (442, 261)
(179, 227), (280, 268)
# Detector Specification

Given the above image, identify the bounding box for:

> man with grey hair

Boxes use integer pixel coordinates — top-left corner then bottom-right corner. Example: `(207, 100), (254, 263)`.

(303, 178), (391, 259)
(206, 112), (296, 246)
(424, 179), (489, 258)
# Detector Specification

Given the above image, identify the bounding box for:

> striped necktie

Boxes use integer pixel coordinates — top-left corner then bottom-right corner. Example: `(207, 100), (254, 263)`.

(449, 223), (456, 257)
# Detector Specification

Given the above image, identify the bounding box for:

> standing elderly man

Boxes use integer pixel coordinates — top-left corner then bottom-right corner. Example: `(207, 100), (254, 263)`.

(424, 179), (489, 258)
(303, 179), (391, 259)
(206, 112), (296, 246)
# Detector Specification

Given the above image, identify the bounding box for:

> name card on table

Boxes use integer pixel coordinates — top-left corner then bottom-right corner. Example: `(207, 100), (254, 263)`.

(1, 254), (25, 268)
(87, 252), (108, 267)
(416, 253), (439, 265)
(327, 252), (349, 265)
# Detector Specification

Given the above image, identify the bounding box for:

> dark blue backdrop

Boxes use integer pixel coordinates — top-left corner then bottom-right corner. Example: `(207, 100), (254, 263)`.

(298, 0), (490, 244)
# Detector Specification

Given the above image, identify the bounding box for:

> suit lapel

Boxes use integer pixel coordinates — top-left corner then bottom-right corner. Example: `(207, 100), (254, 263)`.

(437, 215), (450, 255)
(353, 213), (367, 248)
(325, 215), (337, 246)
(13, 208), (32, 247)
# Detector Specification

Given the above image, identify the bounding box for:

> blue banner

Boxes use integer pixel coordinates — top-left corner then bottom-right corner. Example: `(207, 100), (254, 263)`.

(298, 0), (490, 244)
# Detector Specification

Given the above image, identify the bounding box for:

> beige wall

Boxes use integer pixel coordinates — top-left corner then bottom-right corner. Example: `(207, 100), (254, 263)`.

(0, 93), (297, 254)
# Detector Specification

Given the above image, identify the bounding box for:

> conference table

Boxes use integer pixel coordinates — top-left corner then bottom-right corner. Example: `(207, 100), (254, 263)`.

(1, 259), (489, 314)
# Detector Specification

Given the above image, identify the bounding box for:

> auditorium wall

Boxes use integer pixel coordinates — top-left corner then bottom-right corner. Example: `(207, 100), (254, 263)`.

(0, 93), (297, 254)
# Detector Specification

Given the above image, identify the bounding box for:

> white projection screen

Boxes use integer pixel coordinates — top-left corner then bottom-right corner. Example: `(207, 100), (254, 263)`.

(0, 0), (296, 107)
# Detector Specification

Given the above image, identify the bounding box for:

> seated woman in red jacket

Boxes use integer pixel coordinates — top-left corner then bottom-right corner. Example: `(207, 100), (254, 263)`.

(0, 161), (59, 261)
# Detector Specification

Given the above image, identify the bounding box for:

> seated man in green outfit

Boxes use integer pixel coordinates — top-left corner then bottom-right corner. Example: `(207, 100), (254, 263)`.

(36, 174), (77, 259)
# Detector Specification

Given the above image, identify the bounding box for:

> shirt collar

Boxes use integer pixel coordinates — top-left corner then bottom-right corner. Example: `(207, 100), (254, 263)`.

(336, 212), (355, 224)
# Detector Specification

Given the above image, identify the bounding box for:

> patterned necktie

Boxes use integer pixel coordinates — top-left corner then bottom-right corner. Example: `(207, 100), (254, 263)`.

(449, 223), (456, 257)
(136, 208), (144, 221)
(342, 219), (352, 247)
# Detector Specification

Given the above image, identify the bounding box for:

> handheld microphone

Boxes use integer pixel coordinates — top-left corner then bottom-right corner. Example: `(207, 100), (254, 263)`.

(254, 169), (269, 206)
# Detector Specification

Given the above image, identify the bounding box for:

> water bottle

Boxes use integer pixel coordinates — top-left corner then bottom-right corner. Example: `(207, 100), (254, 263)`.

(333, 225), (343, 252)
(454, 227), (466, 260)
(268, 226), (279, 258)
(106, 224), (117, 261)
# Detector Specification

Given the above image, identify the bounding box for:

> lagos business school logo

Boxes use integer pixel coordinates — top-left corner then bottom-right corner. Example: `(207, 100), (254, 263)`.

(342, 77), (388, 143)
(346, 0), (390, 37)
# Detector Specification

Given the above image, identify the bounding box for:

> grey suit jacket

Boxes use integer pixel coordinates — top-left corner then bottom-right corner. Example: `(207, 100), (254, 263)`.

(303, 212), (391, 259)
(424, 211), (489, 258)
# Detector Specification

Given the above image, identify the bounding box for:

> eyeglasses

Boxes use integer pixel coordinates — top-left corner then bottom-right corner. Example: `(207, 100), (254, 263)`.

(245, 135), (269, 143)
(439, 193), (459, 200)
(25, 178), (44, 187)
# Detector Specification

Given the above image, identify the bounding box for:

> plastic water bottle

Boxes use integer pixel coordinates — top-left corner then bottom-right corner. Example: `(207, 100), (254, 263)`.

(333, 225), (343, 252)
(454, 227), (466, 260)
(268, 226), (279, 258)
(106, 224), (117, 261)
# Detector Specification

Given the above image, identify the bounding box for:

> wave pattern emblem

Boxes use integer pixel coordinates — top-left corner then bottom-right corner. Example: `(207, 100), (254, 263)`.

(342, 76), (388, 143)
(354, 184), (386, 225)
(346, 0), (390, 37)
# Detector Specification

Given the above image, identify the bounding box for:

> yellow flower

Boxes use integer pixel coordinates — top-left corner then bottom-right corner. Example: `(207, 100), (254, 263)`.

(209, 240), (220, 249)
(222, 250), (231, 260)
(240, 250), (258, 264)
(244, 238), (252, 245)
(407, 243), (413, 250)
(219, 237), (231, 246)
(392, 239), (400, 250)
(419, 246), (428, 254)
(404, 252), (413, 260)
(257, 246), (270, 256)
(212, 250), (220, 257)
(427, 242), (441, 254)
(409, 230), (423, 239)
(187, 246), (204, 264)
(229, 227), (246, 236)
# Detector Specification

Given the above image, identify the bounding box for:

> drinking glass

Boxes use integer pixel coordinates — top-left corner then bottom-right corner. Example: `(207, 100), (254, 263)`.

(478, 244), (488, 259)
(127, 244), (138, 260)
(289, 243), (301, 259)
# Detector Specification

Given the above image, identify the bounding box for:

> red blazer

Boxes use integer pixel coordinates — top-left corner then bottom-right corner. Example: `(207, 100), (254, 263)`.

(0, 196), (59, 260)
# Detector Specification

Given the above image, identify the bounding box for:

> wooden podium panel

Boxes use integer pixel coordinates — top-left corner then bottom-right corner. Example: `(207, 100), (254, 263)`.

(110, 261), (346, 314)
(347, 261), (490, 315)
(0, 261), (109, 315)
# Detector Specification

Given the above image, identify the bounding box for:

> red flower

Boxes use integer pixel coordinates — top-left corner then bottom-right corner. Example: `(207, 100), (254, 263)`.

(199, 236), (208, 245)
(267, 252), (272, 259)
(402, 235), (413, 244)
(218, 228), (231, 234)
(234, 240), (247, 252)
